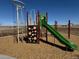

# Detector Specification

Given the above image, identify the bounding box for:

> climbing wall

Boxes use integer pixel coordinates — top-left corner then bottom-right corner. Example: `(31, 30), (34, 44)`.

(27, 25), (38, 43)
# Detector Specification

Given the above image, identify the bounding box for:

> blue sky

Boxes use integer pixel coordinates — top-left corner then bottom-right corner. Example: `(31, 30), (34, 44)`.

(0, 0), (79, 26)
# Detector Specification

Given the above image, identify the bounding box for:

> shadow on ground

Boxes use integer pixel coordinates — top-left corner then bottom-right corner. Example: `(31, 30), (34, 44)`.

(40, 39), (74, 52)
(15, 36), (74, 52)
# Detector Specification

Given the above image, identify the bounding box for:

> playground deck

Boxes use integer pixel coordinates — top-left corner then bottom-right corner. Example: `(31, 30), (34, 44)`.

(0, 33), (79, 59)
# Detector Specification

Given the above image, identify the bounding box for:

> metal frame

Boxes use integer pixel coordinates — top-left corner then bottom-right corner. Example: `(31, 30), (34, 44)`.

(13, 0), (24, 43)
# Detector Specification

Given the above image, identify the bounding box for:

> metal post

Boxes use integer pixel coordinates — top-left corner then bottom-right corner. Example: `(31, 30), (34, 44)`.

(55, 20), (57, 30)
(34, 21), (36, 25)
(29, 14), (32, 25)
(13, 0), (24, 43)
(16, 6), (19, 43)
(54, 20), (57, 44)
(37, 11), (40, 43)
(27, 12), (28, 36)
(36, 11), (38, 25)
(46, 12), (48, 41)
(68, 20), (70, 39)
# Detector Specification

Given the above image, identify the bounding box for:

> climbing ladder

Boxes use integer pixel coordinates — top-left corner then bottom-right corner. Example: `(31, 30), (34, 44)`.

(27, 25), (38, 43)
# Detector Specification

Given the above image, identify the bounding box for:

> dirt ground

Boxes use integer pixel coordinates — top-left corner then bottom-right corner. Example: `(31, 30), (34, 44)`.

(0, 33), (79, 59)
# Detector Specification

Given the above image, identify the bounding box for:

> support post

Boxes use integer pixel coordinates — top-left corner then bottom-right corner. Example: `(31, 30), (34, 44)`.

(16, 6), (19, 43)
(46, 12), (48, 41)
(68, 20), (71, 39)
(29, 15), (32, 25)
(55, 20), (57, 30)
(27, 12), (29, 36)
(37, 11), (40, 43)
(36, 11), (38, 25)
(54, 20), (57, 43)
(34, 21), (36, 25)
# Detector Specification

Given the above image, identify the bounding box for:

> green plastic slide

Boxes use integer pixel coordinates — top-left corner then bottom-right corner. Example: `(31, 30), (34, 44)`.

(40, 16), (78, 50)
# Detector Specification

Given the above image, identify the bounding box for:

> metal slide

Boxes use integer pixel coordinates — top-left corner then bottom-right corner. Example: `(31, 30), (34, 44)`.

(40, 16), (78, 50)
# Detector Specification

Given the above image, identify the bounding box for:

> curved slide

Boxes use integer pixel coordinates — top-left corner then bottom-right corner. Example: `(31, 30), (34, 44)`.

(40, 16), (77, 50)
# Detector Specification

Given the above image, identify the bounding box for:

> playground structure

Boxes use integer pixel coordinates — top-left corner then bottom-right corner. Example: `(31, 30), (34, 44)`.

(12, 0), (78, 51)
(14, 10), (78, 50)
